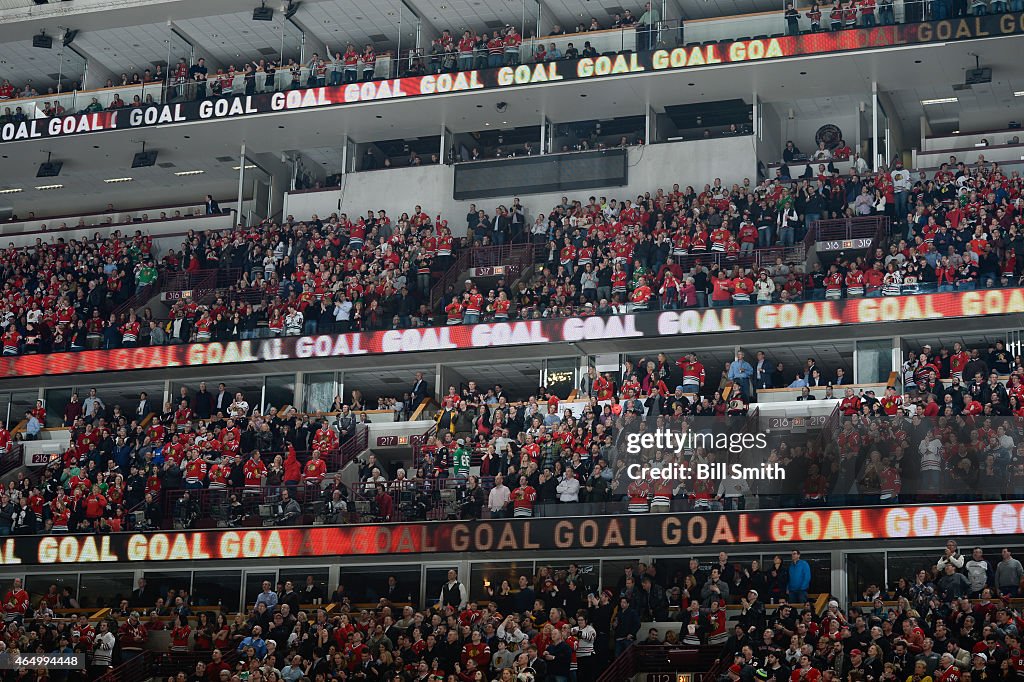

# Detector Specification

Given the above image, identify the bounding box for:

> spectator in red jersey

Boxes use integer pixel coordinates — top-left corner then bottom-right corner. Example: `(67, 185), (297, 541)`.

(2, 578), (28, 623)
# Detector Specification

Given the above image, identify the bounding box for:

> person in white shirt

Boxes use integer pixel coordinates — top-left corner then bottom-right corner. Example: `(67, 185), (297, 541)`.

(438, 569), (468, 610)
(334, 296), (353, 329)
(284, 307), (303, 336)
(91, 620), (117, 669)
(810, 142), (833, 162)
(488, 473), (511, 517)
(531, 213), (548, 238)
(229, 393), (250, 419)
(497, 615), (528, 646)
(82, 388), (104, 418)
(851, 152), (870, 174)
(556, 468), (581, 503)
(572, 613), (598, 681)
(937, 539), (965, 572)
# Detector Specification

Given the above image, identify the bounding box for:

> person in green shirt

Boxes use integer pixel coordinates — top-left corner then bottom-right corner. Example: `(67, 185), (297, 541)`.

(82, 98), (102, 114)
(452, 439), (471, 480)
(136, 263), (158, 293)
(638, 1), (661, 51)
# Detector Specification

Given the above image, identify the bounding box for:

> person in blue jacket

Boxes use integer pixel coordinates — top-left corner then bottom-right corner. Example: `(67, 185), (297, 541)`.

(788, 549), (811, 604)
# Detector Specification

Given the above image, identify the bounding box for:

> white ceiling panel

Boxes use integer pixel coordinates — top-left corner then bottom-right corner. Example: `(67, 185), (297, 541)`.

(302, 0), (410, 44)
(177, 12), (300, 69)
(73, 22), (193, 85)
(0, 40), (84, 93)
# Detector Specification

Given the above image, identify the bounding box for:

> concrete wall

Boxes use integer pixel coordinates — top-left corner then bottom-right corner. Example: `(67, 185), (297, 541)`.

(284, 137), (758, 237)
(772, 106), (861, 160)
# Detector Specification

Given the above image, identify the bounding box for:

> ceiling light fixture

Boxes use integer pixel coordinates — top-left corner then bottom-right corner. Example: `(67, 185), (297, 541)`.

(34, 184), (63, 190)
(1014, 91), (1024, 97)
(104, 177), (133, 183)
(0, 188), (22, 194)
(173, 170), (205, 176)
(920, 97), (958, 105)
(231, 164), (258, 170)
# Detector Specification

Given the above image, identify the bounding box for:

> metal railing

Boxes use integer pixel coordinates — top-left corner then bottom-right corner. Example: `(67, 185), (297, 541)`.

(95, 647), (240, 682)
(809, 216), (890, 243)
(429, 242), (542, 308)
(1, 1), (1006, 129)
(0, 444), (24, 482)
(131, 428), (368, 530)
(595, 643), (727, 682)
(596, 643), (640, 682)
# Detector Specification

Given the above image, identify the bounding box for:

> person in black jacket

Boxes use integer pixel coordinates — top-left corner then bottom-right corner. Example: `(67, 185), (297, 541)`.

(142, 492), (162, 529)
(635, 575), (669, 621)
(278, 580), (300, 614)
(613, 596), (641, 657)
(493, 206), (511, 245)
(739, 589), (767, 633)
(544, 629), (573, 680)
(192, 382), (214, 421)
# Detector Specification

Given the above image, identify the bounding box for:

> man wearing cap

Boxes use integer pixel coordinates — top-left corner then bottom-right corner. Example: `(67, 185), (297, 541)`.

(740, 590), (766, 632)
(664, 385), (691, 415)
(845, 649), (866, 679)
(117, 611), (147, 659)
(969, 652), (991, 678)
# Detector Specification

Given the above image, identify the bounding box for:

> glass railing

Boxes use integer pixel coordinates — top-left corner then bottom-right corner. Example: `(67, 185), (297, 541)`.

(0, 0), (987, 124)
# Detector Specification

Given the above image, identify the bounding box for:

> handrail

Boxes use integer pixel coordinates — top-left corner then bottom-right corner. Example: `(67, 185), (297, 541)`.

(814, 403), (843, 453)
(430, 242), (544, 309)
(94, 650), (152, 682)
(756, 380), (889, 394)
(429, 249), (473, 309)
(409, 397), (437, 421)
(810, 216), (890, 242)
(94, 646), (241, 682)
(596, 644), (640, 682)
(0, 444), (24, 481)
(813, 592), (830, 616)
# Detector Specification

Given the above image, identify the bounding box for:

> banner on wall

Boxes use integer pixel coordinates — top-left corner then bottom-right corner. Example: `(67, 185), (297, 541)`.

(0, 288), (1020, 380)
(1, 14), (1022, 144)
(1, 501), (1022, 566)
